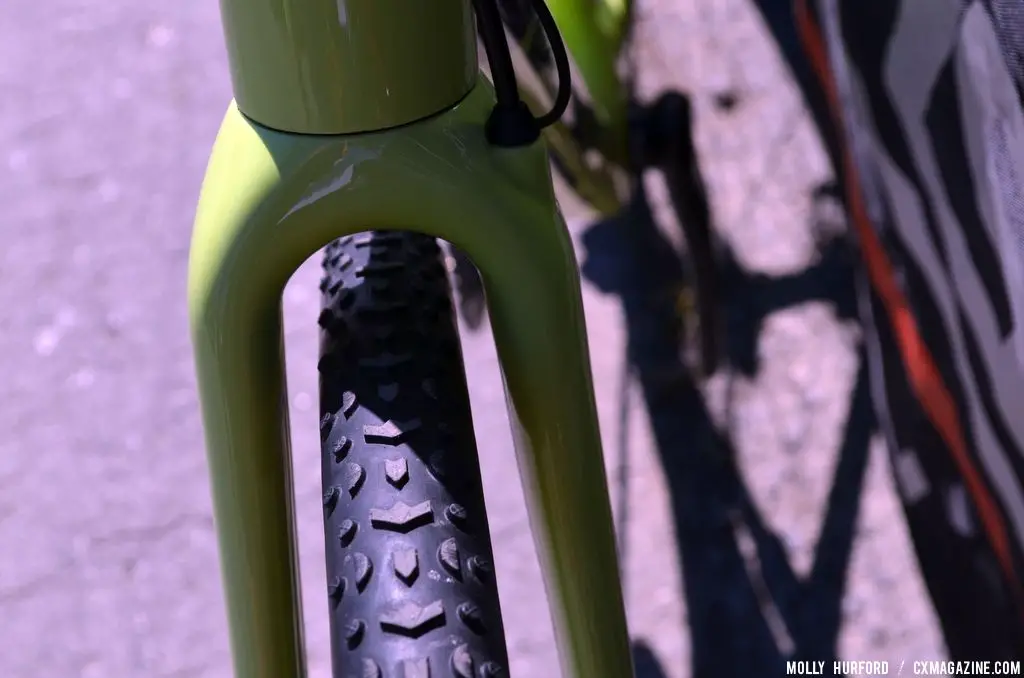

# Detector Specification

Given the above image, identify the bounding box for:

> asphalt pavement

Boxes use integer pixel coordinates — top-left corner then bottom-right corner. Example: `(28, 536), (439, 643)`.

(1, 1), (948, 677)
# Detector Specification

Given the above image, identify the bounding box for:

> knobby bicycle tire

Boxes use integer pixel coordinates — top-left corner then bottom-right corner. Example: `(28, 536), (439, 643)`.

(317, 231), (510, 678)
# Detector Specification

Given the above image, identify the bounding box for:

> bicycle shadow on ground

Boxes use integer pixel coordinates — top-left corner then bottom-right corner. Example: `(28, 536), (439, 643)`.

(580, 184), (875, 678)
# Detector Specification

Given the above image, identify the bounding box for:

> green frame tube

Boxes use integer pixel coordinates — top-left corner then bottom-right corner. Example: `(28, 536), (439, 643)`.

(188, 77), (635, 676)
(218, 0), (478, 134)
(506, 0), (634, 196)
(543, 0), (632, 165)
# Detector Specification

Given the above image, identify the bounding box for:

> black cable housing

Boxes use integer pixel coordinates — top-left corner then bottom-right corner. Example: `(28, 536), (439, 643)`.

(527, 0), (571, 129)
(473, 0), (573, 146)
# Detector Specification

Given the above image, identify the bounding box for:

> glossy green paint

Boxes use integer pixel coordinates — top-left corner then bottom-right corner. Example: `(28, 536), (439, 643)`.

(188, 79), (635, 678)
(591, 0), (632, 52)
(218, 0), (477, 134)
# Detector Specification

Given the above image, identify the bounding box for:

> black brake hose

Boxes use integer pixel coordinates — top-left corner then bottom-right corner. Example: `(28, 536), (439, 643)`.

(473, 0), (572, 146)
(473, 0), (521, 109)
(527, 0), (572, 129)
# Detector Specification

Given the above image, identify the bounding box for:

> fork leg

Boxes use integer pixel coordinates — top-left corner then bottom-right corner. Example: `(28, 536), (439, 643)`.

(190, 77), (633, 678)
(190, 303), (307, 678)
(466, 213), (636, 678)
(189, 108), (319, 678)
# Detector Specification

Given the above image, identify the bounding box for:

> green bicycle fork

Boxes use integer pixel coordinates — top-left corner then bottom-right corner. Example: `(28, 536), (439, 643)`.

(188, 0), (633, 676)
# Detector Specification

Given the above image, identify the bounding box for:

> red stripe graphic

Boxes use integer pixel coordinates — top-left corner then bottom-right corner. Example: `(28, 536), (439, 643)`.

(793, 0), (1024, 615)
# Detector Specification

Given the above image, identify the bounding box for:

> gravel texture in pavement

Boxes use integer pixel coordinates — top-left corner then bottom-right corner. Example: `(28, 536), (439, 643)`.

(0, 1), (945, 676)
